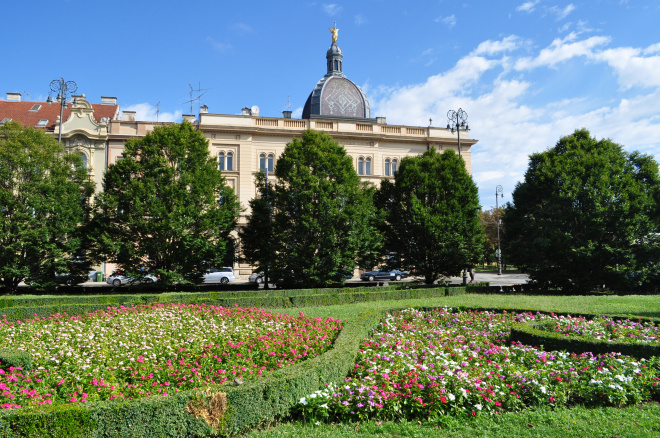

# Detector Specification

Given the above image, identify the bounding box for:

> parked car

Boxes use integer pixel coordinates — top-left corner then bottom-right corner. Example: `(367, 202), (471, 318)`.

(360, 268), (406, 282)
(249, 272), (264, 284)
(106, 273), (159, 287)
(25, 272), (87, 286)
(202, 267), (235, 284)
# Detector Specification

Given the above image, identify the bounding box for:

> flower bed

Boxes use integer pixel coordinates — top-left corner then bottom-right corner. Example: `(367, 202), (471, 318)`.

(296, 308), (660, 422)
(0, 303), (342, 410)
(537, 315), (660, 344)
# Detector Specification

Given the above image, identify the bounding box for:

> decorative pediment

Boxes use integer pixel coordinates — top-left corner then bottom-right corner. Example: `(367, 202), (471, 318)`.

(60, 94), (109, 139)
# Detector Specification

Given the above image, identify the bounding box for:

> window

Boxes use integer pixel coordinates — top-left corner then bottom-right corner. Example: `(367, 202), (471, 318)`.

(365, 157), (371, 175)
(358, 157), (364, 175)
(29, 104), (42, 112)
(219, 151), (234, 171)
(392, 159), (398, 174)
(385, 159), (391, 177)
(259, 153), (274, 172)
(36, 119), (48, 127)
(0, 118), (12, 125)
(78, 153), (87, 169)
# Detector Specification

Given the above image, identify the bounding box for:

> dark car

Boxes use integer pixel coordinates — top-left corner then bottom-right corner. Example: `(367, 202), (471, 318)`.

(26, 272), (87, 286)
(360, 269), (405, 282)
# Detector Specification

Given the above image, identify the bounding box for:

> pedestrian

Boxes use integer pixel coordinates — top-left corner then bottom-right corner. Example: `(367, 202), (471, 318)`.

(469, 267), (475, 284)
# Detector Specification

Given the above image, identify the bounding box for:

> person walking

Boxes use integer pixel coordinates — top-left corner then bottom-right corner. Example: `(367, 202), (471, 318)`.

(468, 267), (475, 284)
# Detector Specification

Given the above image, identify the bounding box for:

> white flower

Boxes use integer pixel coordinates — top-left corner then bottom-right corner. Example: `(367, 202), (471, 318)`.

(299, 397), (307, 405)
(540, 386), (546, 394)
(448, 393), (455, 401)
(475, 403), (482, 410)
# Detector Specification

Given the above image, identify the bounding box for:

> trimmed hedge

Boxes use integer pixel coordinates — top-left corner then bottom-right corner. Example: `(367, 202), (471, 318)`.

(509, 321), (660, 359)
(0, 287), (458, 323)
(0, 348), (32, 371)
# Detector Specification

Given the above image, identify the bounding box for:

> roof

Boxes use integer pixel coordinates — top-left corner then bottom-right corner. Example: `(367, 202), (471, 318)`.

(0, 99), (120, 131)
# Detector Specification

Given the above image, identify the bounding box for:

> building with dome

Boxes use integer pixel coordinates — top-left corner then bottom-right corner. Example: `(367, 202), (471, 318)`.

(104, 24), (478, 278)
(2, 25), (477, 280)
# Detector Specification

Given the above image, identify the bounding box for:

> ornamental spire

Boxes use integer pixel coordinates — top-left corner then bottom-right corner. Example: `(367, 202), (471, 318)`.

(329, 21), (338, 43)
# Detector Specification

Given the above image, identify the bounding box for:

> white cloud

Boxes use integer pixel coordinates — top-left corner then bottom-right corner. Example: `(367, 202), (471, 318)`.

(548, 4), (575, 20)
(514, 33), (610, 70)
(231, 22), (253, 33)
(643, 42), (660, 55)
(206, 37), (232, 52)
(435, 14), (456, 28)
(323, 4), (342, 16)
(516, 1), (539, 13)
(473, 35), (522, 56)
(595, 47), (660, 89)
(354, 13), (367, 25)
(123, 103), (182, 123)
(292, 106), (303, 119)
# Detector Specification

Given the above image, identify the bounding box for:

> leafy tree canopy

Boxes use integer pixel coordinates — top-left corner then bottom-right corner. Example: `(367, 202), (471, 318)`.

(0, 121), (94, 293)
(241, 130), (382, 288)
(377, 148), (483, 284)
(92, 121), (240, 284)
(504, 129), (660, 292)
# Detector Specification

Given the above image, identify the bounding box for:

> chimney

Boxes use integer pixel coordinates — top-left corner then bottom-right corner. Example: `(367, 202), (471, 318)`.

(6, 92), (21, 102)
(242, 107), (251, 116)
(123, 110), (136, 122)
(282, 110), (292, 119)
(101, 96), (117, 105)
(200, 104), (208, 114)
(183, 114), (196, 123)
(376, 117), (387, 125)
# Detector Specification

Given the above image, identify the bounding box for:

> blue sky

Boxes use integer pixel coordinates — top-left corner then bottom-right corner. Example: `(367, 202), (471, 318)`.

(4, 0), (660, 207)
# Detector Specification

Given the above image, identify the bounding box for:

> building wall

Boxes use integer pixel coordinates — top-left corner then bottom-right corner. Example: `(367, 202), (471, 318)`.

(106, 112), (477, 279)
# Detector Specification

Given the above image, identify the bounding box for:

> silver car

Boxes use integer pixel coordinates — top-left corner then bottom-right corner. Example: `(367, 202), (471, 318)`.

(106, 274), (159, 287)
(202, 267), (235, 284)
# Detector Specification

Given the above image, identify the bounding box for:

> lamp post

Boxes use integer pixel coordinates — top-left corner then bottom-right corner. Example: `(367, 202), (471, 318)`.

(495, 185), (503, 275)
(446, 108), (469, 157)
(47, 78), (77, 144)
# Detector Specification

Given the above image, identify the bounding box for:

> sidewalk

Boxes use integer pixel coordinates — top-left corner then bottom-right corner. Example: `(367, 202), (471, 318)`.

(447, 271), (529, 286)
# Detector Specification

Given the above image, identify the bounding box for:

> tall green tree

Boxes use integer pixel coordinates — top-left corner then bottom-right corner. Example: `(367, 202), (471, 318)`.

(241, 129), (381, 288)
(0, 121), (94, 293)
(377, 148), (483, 284)
(92, 121), (240, 284)
(504, 129), (660, 292)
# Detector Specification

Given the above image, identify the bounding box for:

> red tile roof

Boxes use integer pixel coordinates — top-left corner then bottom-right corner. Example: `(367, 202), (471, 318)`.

(0, 99), (119, 131)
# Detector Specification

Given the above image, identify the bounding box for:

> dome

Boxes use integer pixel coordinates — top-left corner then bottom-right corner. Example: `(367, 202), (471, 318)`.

(302, 28), (371, 120)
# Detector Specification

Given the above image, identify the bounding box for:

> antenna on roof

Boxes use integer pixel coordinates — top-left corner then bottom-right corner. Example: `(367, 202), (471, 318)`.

(183, 82), (211, 115)
(284, 95), (292, 111)
(24, 91), (31, 101)
(156, 101), (160, 123)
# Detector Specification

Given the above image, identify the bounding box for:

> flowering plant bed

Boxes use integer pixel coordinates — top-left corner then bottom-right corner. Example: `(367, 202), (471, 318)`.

(0, 303), (342, 410)
(534, 315), (660, 344)
(296, 308), (660, 423)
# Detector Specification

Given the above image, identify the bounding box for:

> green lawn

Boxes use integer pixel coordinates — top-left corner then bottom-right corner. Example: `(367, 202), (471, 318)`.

(252, 293), (660, 437)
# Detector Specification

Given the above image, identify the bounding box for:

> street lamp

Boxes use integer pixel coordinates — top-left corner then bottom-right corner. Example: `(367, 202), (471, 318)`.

(446, 108), (469, 157)
(495, 185), (503, 275)
(47, 78), (77, 144)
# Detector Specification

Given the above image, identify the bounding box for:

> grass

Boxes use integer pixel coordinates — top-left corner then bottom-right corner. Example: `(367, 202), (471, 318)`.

(244, 403), (660, 437)
(253, 293), (660, 437)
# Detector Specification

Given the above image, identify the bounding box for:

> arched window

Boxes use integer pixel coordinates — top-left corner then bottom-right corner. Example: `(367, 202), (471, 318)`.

(384, 159), (391, 176)
(226, 152), (233, 170)
(260, 153), (274, 172)
(334, 60), (338, 70)
(392, 159), (398, 174)
(365, 157), (371, 175)
(358, 157), (364, 175)
(218, 152), (225, 170)
(78, 153), (87, 169)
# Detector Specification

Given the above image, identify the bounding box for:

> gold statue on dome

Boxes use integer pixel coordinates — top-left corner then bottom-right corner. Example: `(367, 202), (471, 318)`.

(329, 21), (338, 43)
